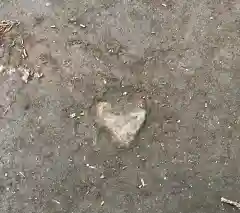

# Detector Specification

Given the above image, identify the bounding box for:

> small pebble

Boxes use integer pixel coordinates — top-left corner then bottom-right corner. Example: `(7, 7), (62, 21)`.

(140, 178), (147, 187)
(0, 65), (5, 72)
(86, 164), (96, 169)
(122, 166), (127, 170)
(45, 2), (51, 7)
(101, 201), (105, 206)
(69, 18), (77, 23)
(70, 113), (76, 118)
(80, 24), (86, 28)
(34, 72), (43, 79)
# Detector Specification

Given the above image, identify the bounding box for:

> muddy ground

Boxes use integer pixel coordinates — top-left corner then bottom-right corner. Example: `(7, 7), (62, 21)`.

(0, 0), (240, 212)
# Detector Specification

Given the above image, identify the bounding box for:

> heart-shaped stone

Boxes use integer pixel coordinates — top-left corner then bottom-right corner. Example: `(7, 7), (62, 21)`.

(97, 102), (146, 147)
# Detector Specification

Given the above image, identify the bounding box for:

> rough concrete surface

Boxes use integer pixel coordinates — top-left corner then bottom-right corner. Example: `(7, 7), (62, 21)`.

(0, 0), (240, 212)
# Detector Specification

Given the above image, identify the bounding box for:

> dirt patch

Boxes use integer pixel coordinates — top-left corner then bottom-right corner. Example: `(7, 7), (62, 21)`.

(0, 0), (240, 213)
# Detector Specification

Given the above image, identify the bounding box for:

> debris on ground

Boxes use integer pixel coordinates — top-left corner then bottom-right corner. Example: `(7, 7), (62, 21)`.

(21, 47), (28, 59)
(96, 102), (146, 147)
(0, 65), (33, 83)
(0, 20), (29, 61)
(18, 67), (31, 83)
(85, 163), (97, 169)
(0, 64), (5, 73)
(0, 20), (19, 37)
(52, 199), (60, 205)
(7, 67), (16, 75)
(68, 18), (77, 24)
(80, 24), (86, 28)
(19, 172), (25, 178)
(0, 65), (13, 74)
(70, 113), (76, 118)
(221, 197), (240, 209)
(33, 72), (44, 79)
(19, 37), (28, 59)
(138, 178), (147, 188)
(45, 2), (51, 7)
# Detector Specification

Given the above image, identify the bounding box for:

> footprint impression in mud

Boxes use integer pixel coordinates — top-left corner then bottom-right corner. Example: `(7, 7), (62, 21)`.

(96, 89), (146, 148)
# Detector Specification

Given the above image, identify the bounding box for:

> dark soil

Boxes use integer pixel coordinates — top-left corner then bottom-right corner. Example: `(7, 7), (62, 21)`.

(0, 0), (240, 212)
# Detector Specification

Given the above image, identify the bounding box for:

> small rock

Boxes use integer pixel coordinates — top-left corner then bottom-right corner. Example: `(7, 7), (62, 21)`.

(0, 65), (5, 73)
(68, 17), (77, 24)
(19, 67), (30, 83)
(96, 102), (146, 147)
(22, 48), (28, 59)
(45, 2), (51, 7)
(34, 72), (44, 79)
(80, 24), (86, 28)
(70, 113), (76, 118)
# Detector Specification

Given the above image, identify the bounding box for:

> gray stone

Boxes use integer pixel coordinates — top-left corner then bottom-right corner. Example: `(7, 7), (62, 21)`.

(96, 102), (146, 147)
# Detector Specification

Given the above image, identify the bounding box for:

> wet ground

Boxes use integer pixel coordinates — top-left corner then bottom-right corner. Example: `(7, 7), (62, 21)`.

(0, 0), (240, 212)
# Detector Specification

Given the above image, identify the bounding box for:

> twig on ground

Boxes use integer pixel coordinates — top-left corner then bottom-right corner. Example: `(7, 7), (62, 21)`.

(221, 197), (240, 209)
(22, 48), (28, 59)
(0, 20), (19, 36)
